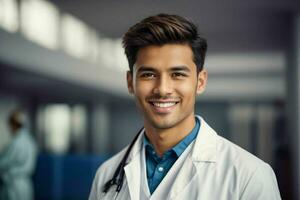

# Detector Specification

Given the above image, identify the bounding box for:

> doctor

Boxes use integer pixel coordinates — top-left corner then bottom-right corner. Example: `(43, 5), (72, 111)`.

(89, 14), (281, 200)
(0, 109), (37, 200)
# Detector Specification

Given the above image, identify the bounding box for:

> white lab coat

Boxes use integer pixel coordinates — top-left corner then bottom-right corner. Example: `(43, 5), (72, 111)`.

(89, 116), (281, 200)
(0, 129), (37, 200)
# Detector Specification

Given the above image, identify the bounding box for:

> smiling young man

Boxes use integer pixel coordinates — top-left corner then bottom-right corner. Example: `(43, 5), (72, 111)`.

(89, 14), (281, 200)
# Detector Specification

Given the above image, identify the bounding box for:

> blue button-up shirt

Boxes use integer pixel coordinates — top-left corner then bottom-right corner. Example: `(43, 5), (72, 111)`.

(143, 117), (200, 194)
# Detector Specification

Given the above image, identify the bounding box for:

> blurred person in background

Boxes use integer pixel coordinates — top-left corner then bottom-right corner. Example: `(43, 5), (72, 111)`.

(89, 14), (281, 199)
(0, 109), (37, 200)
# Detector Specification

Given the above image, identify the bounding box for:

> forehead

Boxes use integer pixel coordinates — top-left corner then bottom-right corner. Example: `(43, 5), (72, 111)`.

(134, 44), (196, 71)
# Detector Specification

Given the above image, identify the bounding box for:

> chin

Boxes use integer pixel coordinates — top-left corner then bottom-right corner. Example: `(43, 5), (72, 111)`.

(148, 116), (178, 130)
(152, 122), (174, 130)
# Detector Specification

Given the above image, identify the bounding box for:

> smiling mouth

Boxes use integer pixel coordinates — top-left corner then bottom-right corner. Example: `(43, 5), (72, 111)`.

(151, 102), (178, 108)
(147, 100), (179, 113)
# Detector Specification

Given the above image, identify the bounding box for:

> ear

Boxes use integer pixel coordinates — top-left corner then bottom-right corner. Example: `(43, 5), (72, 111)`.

(127, 71), (134, 94)
(196, 69), (208, 95)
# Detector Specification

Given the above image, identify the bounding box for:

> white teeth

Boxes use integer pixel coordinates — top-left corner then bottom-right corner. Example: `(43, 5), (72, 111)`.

(152, 102), (176, 108)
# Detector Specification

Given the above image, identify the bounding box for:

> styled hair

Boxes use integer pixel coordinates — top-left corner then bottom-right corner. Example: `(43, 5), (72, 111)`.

(122, 13), (207, 73)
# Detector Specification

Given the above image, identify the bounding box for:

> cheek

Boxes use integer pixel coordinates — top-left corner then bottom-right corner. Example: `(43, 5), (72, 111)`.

(177, 81), (197, 97)
(134, 81), (153, 99)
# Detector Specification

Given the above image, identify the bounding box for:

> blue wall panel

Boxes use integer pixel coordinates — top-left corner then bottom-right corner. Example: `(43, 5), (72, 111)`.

(33, 154), (110, 200)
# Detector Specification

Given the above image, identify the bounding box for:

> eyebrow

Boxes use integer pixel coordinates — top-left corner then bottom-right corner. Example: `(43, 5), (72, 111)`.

(137, 65), (191, 73)
(169, 66), (191, 72)
(137, 66), (156, 73)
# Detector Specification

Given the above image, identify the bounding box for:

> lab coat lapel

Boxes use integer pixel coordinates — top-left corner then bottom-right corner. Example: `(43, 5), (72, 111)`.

(192, 116), (218, 163)
(168, 116), (218, 199)
(124, 157), (141, 200)
(124, 130), (144, 200)
(167, 154), (197, 200)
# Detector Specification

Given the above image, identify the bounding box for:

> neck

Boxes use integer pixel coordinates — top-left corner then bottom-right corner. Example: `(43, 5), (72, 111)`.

(144, 114), (196, 156)
(11, 127), (21, 136)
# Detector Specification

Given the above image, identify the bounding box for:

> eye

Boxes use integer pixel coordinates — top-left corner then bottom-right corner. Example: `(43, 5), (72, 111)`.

(140, 72), (156, 78)
(172, 72), (187, 78)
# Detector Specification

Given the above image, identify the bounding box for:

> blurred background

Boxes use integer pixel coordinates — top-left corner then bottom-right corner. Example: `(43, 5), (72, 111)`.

(0, 0), (299, 199)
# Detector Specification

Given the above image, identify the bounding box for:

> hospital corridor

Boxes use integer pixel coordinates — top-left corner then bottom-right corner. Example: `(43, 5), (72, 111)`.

(0, 0), (299, 199)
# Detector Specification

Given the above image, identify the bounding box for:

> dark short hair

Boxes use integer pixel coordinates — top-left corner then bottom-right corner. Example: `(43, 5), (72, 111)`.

(8, 109), (26, 129)
(122, 13), (207, 73)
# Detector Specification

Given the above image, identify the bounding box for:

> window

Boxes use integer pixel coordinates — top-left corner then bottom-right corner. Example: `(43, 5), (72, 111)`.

(20, 0), (59, 49)
(61, 14), (91, 59)
(0, 0), (18, 32)
(36, 104), (88, 154)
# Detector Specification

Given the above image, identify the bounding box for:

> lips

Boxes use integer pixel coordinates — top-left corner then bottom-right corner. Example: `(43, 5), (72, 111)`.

(148, 99), (179, 113)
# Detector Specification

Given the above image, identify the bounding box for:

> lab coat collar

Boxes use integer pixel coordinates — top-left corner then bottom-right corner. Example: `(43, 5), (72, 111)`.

(168, 116), (218, 199)
(125, 129), (145, 164)
(124, 116), (218, 199)
(191, 115), (218, 163)
(126, 115), (218, 164)
(123, 129), (144, 200)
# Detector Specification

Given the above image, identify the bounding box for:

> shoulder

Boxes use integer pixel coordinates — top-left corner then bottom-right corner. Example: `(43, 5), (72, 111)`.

(196, 116), (280, 198)
(90, 146), (128, 195)
(215, 135), (281, 199)
(217, 135), (265, 173)
(89, 131), (144, 199)
(197, 116), (269, 174)
(96, 147), (127, 178)
(16, 130), (37, 151)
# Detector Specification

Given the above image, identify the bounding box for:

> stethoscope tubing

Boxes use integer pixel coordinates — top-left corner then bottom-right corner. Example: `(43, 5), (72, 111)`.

(102, 127), (144, 196)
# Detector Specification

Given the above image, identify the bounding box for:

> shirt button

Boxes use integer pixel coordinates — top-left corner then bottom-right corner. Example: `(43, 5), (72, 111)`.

(158, 167), (164, 172)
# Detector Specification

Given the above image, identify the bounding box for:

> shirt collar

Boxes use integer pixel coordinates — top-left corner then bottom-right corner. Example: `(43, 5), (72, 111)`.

(143, 117), (200, 158)
(172, 117), (200, 157)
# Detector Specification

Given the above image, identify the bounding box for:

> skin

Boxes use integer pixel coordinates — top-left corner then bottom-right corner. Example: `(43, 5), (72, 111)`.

(127, 44), (207, 156)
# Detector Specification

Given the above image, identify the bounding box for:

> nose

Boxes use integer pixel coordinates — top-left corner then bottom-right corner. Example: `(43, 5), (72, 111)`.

(153, 75), (173, 96)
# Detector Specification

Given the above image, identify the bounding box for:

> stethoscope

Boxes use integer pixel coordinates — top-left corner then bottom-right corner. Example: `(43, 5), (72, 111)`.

(102, 127), (144, 199)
